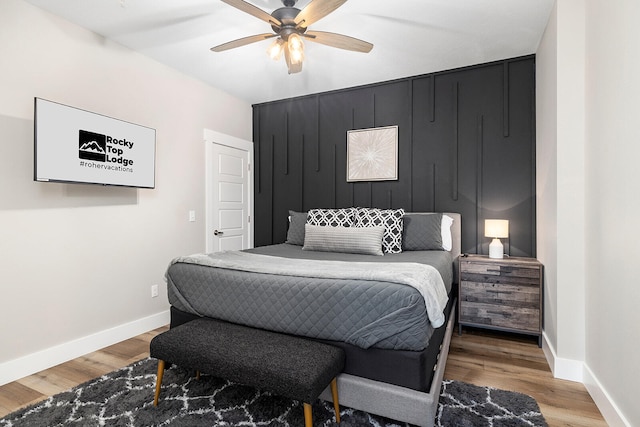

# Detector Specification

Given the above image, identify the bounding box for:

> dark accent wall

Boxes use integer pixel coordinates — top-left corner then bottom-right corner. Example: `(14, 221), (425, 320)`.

(252, 55), (536, 257)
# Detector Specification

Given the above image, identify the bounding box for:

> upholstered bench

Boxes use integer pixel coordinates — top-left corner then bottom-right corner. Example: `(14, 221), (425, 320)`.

(150, 317), (345, 427)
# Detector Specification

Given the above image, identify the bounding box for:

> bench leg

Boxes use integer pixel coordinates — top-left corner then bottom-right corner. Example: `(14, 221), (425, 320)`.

(153, 360), (165, 407)
(303, 402), (313, 427)
(330, 377), (341, 423)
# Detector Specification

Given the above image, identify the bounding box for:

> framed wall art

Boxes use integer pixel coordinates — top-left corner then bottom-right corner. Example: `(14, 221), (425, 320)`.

(346, 125), (398, 182)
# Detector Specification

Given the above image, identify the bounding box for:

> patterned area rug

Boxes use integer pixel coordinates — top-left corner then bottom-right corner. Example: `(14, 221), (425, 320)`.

(0, 358), (547, 426)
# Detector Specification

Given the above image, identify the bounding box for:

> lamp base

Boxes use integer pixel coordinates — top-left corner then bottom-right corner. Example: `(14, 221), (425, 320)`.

(489, 238), (504, 259)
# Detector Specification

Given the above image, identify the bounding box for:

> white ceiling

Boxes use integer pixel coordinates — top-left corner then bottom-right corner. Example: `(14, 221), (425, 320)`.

(24, 0), (554, 105)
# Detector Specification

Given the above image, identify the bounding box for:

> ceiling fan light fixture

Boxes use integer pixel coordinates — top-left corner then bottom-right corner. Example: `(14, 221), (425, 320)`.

(267, 38), (285, 60)
(283, 39), (303, 74)
(287, 33), (305, 65)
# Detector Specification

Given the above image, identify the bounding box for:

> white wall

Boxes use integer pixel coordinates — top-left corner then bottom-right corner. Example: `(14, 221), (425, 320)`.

(537, 0), (639, 425)
(583, 0), (640, 425)
(0, 0), (252, 384)
(535, 0), (559, 357)
(537, 0), (586, 380)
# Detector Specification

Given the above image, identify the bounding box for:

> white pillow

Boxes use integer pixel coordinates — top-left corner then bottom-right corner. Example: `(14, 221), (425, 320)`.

(302, 224), (385, 256)
(441, 214), (454, 251)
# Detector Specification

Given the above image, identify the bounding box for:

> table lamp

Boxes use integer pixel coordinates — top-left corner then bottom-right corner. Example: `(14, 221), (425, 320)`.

(485, 219), (509, 259)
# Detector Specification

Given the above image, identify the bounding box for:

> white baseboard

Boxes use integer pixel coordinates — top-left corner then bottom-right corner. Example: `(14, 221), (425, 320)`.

(0, 310), (170, 386)
(542, 331), (631, 426)
(541, 330), (584, 382)
(583, 364), (632, 427)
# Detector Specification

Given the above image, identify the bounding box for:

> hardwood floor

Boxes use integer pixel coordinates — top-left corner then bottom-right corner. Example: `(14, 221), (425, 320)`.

(446, 327), (607, 427)
(0, 325), (607, 426)
(0, 327), (168, 419)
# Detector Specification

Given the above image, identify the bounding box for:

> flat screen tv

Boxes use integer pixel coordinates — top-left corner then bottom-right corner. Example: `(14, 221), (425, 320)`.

(34, 98), (156, 188)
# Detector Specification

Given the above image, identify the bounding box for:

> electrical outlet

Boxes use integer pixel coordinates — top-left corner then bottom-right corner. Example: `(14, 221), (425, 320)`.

(151, 284), (159, 298)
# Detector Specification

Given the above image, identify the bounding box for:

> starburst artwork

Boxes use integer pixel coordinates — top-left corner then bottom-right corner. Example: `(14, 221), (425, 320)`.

(347, 125), (398, 182)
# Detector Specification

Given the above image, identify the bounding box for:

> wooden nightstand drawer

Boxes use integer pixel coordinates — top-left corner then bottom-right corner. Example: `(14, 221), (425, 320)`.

(460, 262), (540, 280)
(460, 281), (540, 308)
(458, 255), (543, 346)
(459, 302), (540, 333)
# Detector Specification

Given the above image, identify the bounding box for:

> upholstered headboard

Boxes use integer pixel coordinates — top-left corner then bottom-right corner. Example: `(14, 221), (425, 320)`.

(444, 212), (461, 284)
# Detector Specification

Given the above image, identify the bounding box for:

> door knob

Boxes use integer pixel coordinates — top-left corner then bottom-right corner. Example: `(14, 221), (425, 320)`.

(214, 230), (224, 236)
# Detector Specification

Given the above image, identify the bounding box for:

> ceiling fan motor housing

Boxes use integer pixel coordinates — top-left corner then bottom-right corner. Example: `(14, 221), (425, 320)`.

(271, 6), (306, 39)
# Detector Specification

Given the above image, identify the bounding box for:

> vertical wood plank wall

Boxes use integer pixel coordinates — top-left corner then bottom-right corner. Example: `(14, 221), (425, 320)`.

(252, 55), (536, 256)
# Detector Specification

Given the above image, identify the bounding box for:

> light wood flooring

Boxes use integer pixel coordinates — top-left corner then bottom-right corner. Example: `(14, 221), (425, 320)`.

(446, 328), (607, 427)
(0, 325), (607, 426)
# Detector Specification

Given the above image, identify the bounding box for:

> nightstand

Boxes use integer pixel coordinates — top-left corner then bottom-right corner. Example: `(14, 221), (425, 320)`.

(458, 254), (543, 347)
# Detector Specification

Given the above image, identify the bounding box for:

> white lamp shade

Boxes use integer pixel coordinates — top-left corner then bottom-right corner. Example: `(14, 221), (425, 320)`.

(484, 219), (509, 238)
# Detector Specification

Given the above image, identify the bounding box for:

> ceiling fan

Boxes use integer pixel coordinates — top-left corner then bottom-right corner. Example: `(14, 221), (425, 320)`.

(211, 0), (373, 74)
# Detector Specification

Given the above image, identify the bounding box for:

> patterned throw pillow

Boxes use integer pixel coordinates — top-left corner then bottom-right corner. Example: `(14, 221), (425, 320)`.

(306, 208), (356, 227)
(355, 208), (405, 254)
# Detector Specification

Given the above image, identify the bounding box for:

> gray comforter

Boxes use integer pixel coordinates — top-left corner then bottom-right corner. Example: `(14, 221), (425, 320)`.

(166, 244), (453, 351)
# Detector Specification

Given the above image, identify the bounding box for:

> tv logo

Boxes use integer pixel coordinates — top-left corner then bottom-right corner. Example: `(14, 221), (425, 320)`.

(79, 130), (106, 162)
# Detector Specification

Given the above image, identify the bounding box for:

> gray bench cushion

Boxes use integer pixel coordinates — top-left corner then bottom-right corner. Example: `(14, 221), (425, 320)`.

(150, 318), (345, 403)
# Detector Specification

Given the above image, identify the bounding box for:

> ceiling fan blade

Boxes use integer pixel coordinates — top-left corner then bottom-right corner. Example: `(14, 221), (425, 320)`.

(211, 33), (277, 52)
(294, 0), (347, 29)
(303, 31), (373, 53)
(221, 0), (282, 27)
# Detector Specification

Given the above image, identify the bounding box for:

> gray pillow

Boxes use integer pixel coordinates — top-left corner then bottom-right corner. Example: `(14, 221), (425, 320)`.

(302, 224), (385, 256)
(285, 211), (307, 246)
(402, 213), (444, 251)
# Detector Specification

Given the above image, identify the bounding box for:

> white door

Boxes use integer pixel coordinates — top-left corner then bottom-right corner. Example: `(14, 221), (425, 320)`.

(205, 130), (253, 253)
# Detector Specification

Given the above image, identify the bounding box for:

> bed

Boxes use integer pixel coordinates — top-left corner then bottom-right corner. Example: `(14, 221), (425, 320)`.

(166, 209), (461, 427)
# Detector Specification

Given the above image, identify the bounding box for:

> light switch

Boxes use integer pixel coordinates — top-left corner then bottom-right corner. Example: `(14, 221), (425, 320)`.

(188, 210), (196, 222)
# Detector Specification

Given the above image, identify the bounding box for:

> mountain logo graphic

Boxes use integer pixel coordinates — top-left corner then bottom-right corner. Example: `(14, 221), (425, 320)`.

(79, 130), (106, 162)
